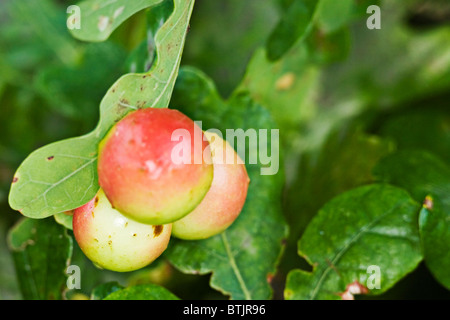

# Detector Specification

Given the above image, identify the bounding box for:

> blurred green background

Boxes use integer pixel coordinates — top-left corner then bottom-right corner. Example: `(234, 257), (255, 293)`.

(1, 0), (449, 299)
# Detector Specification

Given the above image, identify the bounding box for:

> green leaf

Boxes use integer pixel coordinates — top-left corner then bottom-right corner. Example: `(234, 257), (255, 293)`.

(266, 0), (319, 61)
(8, 0), (195, 219)
(69, 0), (164, 42)
(91, 281), (124, 300)
(316, 0), (353, 33)
(7, 218), (73, 300)
(285, 184), (422, 300)
(165, 67), (288, 300)
(103, 284), (179, 300)
(374, 150), (450, 289)
(8, 135), (99, 219)
(54, 212), (74, 230)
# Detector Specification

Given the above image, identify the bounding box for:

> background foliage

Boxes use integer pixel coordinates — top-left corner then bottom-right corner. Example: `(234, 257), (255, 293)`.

(0, 0), (449, 299)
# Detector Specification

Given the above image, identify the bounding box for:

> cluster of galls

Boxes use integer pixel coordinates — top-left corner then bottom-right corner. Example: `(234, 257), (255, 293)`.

(72, 108), (250, 272)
